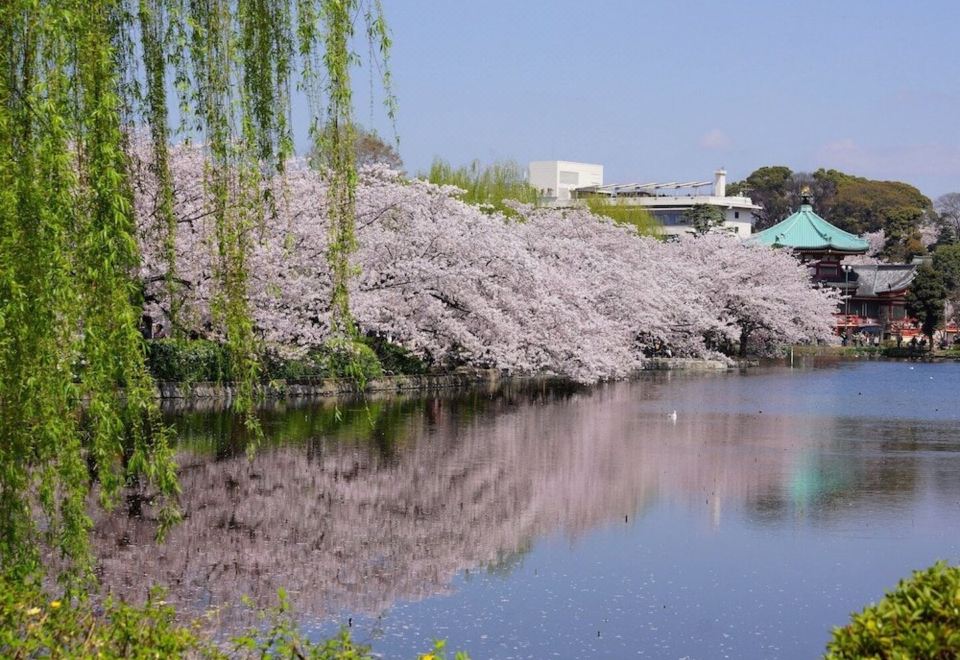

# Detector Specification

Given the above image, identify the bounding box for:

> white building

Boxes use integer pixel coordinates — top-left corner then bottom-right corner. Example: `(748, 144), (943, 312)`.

(529, 162), (760, 238)
(528, 160), (603, 202)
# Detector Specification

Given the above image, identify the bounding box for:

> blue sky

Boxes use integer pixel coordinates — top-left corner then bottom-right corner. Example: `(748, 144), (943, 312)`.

(343, 0), (960, 198)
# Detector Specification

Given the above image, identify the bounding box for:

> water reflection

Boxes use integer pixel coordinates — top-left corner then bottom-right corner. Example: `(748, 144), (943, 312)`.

(93, 367), (960, 639)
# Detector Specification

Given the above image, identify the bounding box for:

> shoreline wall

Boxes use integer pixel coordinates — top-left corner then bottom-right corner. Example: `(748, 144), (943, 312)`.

(155, 359), (733, 401)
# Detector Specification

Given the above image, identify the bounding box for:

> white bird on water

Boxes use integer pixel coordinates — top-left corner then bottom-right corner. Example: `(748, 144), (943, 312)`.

(669, 410), (677, 422)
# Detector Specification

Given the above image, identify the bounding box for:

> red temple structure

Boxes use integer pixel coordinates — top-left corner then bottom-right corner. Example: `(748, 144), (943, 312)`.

(750, 193), (919, 340)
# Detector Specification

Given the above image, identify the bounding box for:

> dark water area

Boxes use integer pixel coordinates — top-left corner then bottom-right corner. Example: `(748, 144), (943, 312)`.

(95, 361), (960, 659)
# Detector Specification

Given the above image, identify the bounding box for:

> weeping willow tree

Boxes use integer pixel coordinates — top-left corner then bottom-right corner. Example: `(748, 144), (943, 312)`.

(585, 196), (664, 238)
(426, 158), (539, 216)
(0, 0), (394, 588)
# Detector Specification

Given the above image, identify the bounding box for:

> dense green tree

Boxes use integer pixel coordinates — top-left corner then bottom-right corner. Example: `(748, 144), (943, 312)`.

(727, 165), (794, 229)
(683, 204), (726, 235)
(727, 167), (836, 230)
(933, 243), (960, 292)
(732, 165), (931, 260)
(905, 265), (947, 347)
(879, 208), (926, 263)
(812, 169), (931, 236)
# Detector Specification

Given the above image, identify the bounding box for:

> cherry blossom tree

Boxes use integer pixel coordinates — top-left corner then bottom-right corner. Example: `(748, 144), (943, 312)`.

(134, 145), (839, 381)
(670, 233), (840, 356)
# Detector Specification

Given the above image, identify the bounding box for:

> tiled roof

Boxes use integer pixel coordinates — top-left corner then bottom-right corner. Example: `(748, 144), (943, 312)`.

(849, 264), (917, 297)
(749, 204), (869, 253)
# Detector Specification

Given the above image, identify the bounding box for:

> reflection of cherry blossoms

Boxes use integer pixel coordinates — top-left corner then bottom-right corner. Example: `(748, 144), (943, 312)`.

(90, 381), (791, 626)
(92, 377), (931, 628)
(134, 146), (838, 381)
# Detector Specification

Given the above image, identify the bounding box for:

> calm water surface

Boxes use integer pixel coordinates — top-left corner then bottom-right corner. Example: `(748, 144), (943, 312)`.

(96, 360), (960, 659)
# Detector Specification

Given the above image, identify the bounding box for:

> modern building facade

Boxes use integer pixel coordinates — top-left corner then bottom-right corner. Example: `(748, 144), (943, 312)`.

(528, 161), (603, 202)
(528, 161), (759, 237)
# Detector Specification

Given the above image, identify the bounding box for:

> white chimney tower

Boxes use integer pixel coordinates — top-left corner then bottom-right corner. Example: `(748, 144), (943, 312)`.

(713, 169), (727, 197)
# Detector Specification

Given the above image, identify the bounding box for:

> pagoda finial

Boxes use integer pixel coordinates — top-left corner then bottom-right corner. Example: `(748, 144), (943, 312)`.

(800, 186), (813, 207)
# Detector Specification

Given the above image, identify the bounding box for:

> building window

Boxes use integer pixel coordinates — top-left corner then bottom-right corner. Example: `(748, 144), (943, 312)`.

(734, 211), (740, 219)
(819, 265), (838, 278)
(652, 211), (686, 226)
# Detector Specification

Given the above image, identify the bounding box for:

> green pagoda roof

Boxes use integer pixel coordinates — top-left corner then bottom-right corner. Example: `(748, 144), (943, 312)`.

(749, 204), (869, 253)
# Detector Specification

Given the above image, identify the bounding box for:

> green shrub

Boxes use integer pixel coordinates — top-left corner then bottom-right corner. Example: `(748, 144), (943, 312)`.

(882, 346), (929, 359)
(146, 339), (232, 383)
(0, 578), (206, 658)
(147, 339), (399, 385)
(0, 577), (467, 659)
(231, 589), (373, 659)
(826, 561), (960, 659)
(319, 338), (384, 382)
(362, 336), (428, 375)
(260, 349), (327, 381)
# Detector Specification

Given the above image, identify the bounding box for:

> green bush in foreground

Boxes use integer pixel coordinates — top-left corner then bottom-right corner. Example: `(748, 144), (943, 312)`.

(146, 339), (233, 383)
(147, 338), (418, 384)
(0, 579), (206, 658)
(362, 335), (429, 375)
(319, 339), (384, 383)
(826, 561), (960, 659)
(0, 578), (467, 659)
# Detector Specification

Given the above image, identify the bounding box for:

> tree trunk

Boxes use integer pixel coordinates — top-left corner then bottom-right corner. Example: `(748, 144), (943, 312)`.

(739, 328), (750, 358)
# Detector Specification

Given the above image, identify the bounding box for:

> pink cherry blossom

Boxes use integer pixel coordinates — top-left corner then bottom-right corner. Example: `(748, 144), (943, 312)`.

(134, 145), (839, 382)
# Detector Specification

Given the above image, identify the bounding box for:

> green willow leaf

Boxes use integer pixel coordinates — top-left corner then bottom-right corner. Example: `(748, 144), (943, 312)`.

(0, 0), (395, 586)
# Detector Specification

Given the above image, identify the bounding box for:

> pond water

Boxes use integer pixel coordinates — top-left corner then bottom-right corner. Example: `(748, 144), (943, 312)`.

(95, 360), (960, 659)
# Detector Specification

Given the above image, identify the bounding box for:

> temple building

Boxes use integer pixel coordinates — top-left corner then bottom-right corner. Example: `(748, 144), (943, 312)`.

(842, 265), (918, 339)
(749, 194), (917, 339)
(749, 194), (869, 276)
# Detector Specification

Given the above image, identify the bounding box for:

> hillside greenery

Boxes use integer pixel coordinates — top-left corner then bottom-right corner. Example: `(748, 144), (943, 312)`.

(729, 166), (931, 262)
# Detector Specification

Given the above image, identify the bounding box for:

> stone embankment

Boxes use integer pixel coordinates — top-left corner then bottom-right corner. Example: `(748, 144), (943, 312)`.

(156, 358), (736, 401)
(156, 369), (502, 400)
(642, 357), (731, 371)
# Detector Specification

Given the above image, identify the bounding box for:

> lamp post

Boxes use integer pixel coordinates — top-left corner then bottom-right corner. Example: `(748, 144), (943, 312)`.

(842, 264), (852, 318)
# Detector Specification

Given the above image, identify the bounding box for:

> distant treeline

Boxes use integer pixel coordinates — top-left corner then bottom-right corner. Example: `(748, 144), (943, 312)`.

(727, 166), (934, 263)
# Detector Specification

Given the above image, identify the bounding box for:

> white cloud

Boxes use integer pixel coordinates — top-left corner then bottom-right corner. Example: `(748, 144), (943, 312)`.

(699, 129), (732, 150)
